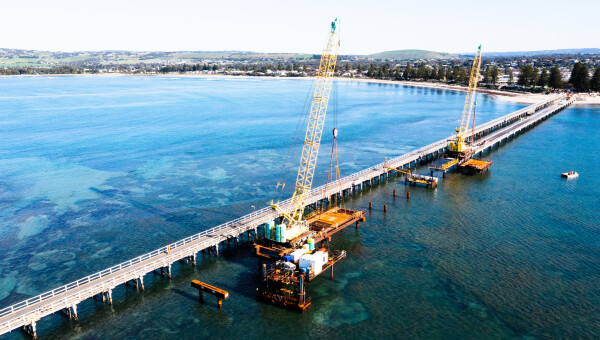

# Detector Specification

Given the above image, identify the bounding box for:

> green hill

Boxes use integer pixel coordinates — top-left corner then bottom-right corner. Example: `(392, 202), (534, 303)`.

(0, 48), (313, 68)
(367, 49), (459, 60)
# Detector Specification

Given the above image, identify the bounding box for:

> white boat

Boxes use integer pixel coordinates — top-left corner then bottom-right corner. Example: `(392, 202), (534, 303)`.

(561, 171), (578, 179)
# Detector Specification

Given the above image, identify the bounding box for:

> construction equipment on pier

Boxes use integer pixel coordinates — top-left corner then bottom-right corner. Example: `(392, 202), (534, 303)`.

(255, 18), (365, 312)
(404, 171), (438, 188)
(268, 18), (341, 244)
(448, 45), (482, 158)
(431, 45), (492, 175)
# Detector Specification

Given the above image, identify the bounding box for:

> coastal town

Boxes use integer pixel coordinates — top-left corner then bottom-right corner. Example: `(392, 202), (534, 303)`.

(1, 48), (599, 96)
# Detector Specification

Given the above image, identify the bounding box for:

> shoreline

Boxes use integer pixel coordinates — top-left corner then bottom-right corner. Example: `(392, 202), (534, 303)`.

(2, 73), (598, 105)
(337, 78), (550, 104)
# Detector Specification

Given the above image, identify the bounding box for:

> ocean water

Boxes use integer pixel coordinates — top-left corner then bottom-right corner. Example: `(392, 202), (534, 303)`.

(0, 76), (598, 339)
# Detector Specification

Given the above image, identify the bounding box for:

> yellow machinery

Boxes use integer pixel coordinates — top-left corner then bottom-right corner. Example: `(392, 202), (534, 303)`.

(448, 45), (482, 157)
(270, 19), (340, 241)
(256, 21), (365, 311)
(428, 158), (458, 172)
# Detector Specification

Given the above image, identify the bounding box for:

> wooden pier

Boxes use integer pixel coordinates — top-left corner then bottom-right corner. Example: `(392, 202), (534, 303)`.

(0, 94), (572, 338)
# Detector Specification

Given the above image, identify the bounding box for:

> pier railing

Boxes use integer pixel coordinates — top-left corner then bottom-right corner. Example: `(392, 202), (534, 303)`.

(0, 137), (449, 319)
(473, 95), (561, 133)
(0, 207), (276, 319)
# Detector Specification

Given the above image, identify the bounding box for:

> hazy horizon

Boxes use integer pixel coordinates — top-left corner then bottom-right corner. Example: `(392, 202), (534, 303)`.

(1, 47), (599, 56)
(1, 0), (598, 55)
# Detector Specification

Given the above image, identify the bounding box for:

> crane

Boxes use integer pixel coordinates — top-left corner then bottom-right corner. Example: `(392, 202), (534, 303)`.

(270, 18), (340, 242)
(256, 20), (365, 311)
(448, 45), (482, 158)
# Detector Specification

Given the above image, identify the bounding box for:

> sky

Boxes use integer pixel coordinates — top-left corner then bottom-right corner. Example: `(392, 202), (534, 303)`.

(0, 0), (597, 55)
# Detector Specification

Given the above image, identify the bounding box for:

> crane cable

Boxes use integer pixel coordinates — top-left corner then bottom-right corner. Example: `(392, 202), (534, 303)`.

(323, 77), (345, 211)
(471, 101), (477, 145)
(275, 22), (341, 212)
(273, 76), (317, 204)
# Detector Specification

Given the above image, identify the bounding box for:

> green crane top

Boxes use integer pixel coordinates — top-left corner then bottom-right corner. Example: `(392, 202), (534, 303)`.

(331, 18), (338, 33)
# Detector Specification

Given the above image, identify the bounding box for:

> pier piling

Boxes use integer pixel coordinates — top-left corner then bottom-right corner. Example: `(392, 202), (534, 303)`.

(191, 280), (229, 309)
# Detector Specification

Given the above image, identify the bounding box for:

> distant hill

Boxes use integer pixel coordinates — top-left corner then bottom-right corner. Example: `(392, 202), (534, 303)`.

(471, 48), (600, 57)
(367, 49), (460, 60)
(0, 48), (314, 67)
(2, 46), (599, 68)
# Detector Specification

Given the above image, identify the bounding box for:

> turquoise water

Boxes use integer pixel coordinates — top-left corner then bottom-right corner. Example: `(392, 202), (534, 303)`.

(0, 76), (598, 339)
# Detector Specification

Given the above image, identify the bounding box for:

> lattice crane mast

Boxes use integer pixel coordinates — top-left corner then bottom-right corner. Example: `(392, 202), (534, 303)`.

(448, 45), (482, 157)
(271, 19), (340, 241)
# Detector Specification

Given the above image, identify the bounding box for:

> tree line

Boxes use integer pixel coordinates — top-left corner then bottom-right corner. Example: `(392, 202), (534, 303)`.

(516, 65), (562, 89)
(158, 63), (219, 73)
(360, 61), (473, 84)
(569, 62), (600, 92)
(0, 65), (83, 75)
(2, 59), (599, 92)
(515, 63), (600, 91)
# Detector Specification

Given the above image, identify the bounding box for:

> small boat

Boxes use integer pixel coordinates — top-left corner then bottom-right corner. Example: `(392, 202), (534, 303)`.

(561, 171), (578, 179)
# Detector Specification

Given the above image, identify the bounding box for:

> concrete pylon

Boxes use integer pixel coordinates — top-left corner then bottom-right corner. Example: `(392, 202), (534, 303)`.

(70, 304), (78, 321)
(22, 320), (37, 339)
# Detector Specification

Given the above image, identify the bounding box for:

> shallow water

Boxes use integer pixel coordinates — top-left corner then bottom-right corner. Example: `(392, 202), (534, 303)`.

(0, 76), (598, 339)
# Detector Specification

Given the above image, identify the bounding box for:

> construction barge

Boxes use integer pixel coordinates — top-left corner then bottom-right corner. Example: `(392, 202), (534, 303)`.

(459, 159), (492, 174)
(429, 155), (492, 175)
(404, 172), (438, 188)
(255, 207), (364, 312)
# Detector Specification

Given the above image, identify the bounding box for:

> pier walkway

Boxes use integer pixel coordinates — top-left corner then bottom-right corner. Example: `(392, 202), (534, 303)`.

(0, 94), (571, 338)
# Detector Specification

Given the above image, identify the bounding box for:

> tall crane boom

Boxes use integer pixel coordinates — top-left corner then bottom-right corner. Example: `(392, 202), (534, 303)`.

(449, 45), (482, 155)
(271, 19), (340, 240)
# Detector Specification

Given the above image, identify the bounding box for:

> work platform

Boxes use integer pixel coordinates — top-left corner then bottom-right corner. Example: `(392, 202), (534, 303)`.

(254, 207), (364, 262)
(429, 158), (459, 172)
(254, 207), (363, 312)
(0, 95), (573, 338)
(429, 153), (490, 176)
(256, 250), (346, 312)
(459, 159), (493, 174)
(404, 172), (438, 188)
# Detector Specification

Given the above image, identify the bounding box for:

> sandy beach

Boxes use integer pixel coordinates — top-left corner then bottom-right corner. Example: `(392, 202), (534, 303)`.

(348, 78), (600, 106)
(342, 78), (550, 104)
(2, 72), (598, 105)
(162, 73), (597, 105)
(145, 73), (559, 105)
(571, 93), (600, 105)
